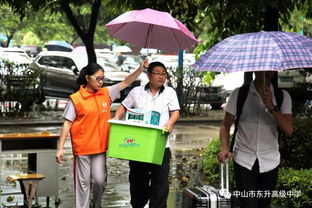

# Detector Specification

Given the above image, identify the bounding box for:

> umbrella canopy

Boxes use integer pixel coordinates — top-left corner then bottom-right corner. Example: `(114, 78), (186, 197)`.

(193, 31), (312, 73)
(113, 45), (132, 53)
(105, 8), (198, 52)
(44, 40), (73, 52)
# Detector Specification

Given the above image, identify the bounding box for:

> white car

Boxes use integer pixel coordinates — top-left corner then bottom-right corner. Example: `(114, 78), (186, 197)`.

(0, 48), (33, 64)
(29, 51), (146, 103)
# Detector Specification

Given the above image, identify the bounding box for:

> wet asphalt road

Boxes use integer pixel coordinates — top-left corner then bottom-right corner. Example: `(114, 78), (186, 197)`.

(0, 117), (222, 207)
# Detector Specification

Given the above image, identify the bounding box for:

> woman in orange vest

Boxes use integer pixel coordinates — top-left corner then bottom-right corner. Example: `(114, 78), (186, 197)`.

(56, 59), (148, 208)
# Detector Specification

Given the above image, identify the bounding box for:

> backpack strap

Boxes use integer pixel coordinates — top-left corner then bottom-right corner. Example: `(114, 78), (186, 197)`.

(230, 84), (250, 153)
(274, 86), (284, 110)
(230, 84), (284, 153)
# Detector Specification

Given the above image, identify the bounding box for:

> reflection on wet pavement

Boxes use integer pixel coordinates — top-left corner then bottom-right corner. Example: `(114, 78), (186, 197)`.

(0, 121), (221, 207)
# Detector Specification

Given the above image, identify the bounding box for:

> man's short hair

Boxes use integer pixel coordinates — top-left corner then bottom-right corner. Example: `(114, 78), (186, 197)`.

(147, 61), (167, 73)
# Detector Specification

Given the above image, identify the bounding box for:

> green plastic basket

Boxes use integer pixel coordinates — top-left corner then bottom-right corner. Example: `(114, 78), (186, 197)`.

(108, 120), (167, 165)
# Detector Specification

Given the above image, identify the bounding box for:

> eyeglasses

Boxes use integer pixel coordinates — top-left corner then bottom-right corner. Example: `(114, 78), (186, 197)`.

(150, 72), (167, 77)
(89, 76), (105, 82)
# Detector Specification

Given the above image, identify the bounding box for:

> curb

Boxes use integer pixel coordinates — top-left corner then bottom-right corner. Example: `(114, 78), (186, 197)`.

(0, 119), (222, 127)
(0, 120), (63, 127)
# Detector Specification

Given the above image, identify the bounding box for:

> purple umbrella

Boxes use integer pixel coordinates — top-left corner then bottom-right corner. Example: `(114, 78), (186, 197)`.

(193, 31), (312, 73)
(105, 8), (198, 52)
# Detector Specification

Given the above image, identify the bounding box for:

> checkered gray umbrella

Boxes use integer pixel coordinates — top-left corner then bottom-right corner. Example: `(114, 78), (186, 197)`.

(193, 31), (312, 73)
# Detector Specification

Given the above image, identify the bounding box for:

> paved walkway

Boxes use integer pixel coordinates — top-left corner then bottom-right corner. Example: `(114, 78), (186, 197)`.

(0, 117), (222, 207)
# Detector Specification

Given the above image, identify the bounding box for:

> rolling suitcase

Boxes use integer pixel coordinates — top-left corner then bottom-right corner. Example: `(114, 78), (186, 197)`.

(182, 160), (231, 208)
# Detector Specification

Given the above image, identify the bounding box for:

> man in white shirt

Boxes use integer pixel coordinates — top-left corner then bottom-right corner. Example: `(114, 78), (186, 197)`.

(218, 71), (293, 208)
(114, 61), (180, 208)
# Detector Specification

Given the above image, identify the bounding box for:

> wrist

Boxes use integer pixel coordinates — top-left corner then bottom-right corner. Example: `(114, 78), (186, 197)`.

(221, 145), (229, 152)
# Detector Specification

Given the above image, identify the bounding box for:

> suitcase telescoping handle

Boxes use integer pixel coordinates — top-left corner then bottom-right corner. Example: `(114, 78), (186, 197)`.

(219, 159), (231, 198)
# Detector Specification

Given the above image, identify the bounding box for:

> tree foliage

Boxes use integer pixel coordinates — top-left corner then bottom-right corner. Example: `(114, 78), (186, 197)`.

(2, 0), (312, 64)
(0, 4), (30, 46)
(26, 9), (77, 44)
(0, 0), (135, 62)
(0, 0), (112, 63)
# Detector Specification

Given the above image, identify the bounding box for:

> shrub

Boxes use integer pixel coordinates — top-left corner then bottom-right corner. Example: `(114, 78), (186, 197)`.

(0, 59), (41, 117)
(274, 168), (312, 208)
(201, 138), (234, 189)
(279, 83), (312, 169)
(285, 82), (312, 117)
(279, 117), (312, 169)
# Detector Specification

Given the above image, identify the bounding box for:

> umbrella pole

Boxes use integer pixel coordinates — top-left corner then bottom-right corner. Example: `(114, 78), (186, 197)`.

(263, 71), (269, 113)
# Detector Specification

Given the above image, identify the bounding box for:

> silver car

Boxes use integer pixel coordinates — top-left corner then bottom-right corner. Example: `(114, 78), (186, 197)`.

(29, 51), (143, 103)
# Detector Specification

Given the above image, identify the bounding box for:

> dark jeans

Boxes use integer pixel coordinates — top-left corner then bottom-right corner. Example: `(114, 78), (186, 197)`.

(129, 148), (171, 208)
(234, 159), (279, 208)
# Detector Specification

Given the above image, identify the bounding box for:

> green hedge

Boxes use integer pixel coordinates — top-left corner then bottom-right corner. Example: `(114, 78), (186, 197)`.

(279, 117), (312, 169)
(201, 138), (312, 208)
(0, 59), (41, 116)
(274, 168), (312, 208)
(201, 138), (234, 188)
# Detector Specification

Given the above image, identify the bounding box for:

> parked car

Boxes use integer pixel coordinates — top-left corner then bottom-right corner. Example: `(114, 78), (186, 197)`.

(151, 54), (195, 69)
(29, 51), (145, 103)
(195, 85), (227, 109)
(21, 45), (42, 58)
(120, 55), (141, 72)
(0, 48), (33, 64)
(95, 48), (116, 63)
(278, 69), (307, 88)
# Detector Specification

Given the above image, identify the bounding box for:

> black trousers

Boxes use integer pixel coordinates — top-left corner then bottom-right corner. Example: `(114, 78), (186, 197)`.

(234, 159), (279, 208)
(129, 148), (171, 208)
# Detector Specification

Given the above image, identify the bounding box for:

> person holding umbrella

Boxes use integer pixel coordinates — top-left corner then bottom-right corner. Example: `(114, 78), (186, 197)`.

(113, 61), (180, 208)
(217, 71), (294, 208)
(55, 59), (149, 208)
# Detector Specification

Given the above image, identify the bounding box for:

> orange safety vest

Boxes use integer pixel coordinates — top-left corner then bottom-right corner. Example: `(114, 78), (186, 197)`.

(69, 86), (111, 156)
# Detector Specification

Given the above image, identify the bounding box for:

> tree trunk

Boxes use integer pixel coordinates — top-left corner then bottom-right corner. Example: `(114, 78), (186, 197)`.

(60, 0), (101, 64)
(264, 7), (279, 31)
(264, 6), (279, 88)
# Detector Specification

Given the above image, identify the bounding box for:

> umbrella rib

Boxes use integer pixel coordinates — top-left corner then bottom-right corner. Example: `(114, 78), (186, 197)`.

(144, 24), (153, 49)
(169, 29), (182, 51)
(108, 23), (128, 38)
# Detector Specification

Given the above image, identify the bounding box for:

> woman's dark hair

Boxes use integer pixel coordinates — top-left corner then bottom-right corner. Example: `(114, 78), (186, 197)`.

(147, 61), (167, 73)
(75, 63), (104, 91)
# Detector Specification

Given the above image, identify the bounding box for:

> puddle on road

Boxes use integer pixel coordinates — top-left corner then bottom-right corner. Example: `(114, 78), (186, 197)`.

(0, 122), (219, 207)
